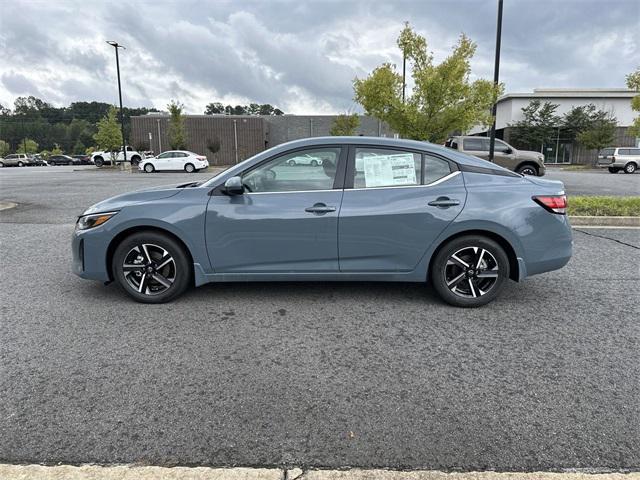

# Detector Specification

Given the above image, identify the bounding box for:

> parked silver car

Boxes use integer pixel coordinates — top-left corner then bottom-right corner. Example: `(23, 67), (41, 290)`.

(445, 136), (546, 176)
(0, 153), (31, 167)
(597, 147), (640, 174)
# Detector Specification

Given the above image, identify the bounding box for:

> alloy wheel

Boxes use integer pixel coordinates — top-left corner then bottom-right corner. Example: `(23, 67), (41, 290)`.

(625, 163), (636, 174)
(519, 167), (536, 175)
(444, 246), (500, 298)
(122, 243), (176, 295)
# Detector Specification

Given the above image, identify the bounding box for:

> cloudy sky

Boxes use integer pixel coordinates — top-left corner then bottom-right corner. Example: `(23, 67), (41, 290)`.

(0, 0), (638, 114)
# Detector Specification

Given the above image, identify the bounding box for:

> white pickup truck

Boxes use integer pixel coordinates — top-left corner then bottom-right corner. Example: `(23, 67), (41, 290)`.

(92, 146), (145, 167)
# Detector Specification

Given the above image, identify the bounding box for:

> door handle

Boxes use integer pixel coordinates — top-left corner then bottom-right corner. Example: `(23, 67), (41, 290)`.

(428, 197), (460, 208)
(305, 203), (336, 214)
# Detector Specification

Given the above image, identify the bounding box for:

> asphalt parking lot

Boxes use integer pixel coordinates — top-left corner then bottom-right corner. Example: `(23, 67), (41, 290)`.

(545, 168), (639, 196)
(1, 166), (639, 471)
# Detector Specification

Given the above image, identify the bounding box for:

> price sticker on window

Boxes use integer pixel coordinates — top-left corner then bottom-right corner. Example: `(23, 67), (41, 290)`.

(363, 153), (417, 187)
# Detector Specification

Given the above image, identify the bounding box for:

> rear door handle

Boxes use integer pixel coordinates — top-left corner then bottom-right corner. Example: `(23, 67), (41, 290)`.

(428, 197), (460, 208)
(305, 203), (336, 214)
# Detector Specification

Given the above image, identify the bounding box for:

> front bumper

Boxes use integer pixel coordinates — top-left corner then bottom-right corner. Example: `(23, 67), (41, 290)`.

(71, 227), (111, 282)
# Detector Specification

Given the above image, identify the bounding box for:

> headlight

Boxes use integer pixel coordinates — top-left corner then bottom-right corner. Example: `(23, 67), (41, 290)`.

(76, 211), (118, 230)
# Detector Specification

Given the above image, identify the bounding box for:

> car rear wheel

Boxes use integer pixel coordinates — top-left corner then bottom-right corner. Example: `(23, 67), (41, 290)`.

(624, 162), (637, 174)
(144, 163), (155, 173)
(430, 235), (510, 308)
(131, 156), (141, 166)
(94, 157), (104, 167)
(184, 163), (195, 173)
(288, 159), (296, 166)
(17, 161), (24, 167)
(0, 162), (4, 167)
(516, 164), (538, 176)
(310, 160), (318, 167)
(112, 231), (191, 303)
(608, 167), (620, 173)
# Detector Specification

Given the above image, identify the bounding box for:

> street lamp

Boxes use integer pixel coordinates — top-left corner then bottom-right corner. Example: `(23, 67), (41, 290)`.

(106, 40), (127, 165)
(488, 0), (503, 162)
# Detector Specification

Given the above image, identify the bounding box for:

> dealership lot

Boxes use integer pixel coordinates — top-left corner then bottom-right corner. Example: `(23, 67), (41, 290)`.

(0, 167), (639, 470)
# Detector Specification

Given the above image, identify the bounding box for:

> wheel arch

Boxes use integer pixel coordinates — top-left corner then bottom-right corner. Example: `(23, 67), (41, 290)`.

(106, 225), (195, 282)
(428, 229), (520, 282)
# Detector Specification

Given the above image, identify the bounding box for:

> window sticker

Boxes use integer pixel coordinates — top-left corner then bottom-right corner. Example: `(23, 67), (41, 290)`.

(363, 153), (417, 187)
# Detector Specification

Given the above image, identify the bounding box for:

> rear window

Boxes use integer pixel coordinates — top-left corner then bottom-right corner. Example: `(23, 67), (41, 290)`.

(463, 138), (487, 151)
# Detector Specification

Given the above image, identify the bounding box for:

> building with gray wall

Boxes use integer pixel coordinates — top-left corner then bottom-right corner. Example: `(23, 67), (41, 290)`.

(131, 114), (394, 166)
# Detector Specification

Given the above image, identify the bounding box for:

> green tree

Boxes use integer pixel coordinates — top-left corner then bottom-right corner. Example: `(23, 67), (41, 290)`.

(330, 113), (360, 136)
(0, 139), (10, 156)
(508, 100), (560, 152)
(576, 111), (617, 163)
(562, 104), (598, 144)
(93, 107), (123, 163)
(167, 100), (187, 150)
(204, 102), (225, 115)
(626, 67), (640, 138)
(353, 24), (501, 142)
(16, 138), (39, 154)
(51, 143), (63, 155)
(73, 139), (86, 155)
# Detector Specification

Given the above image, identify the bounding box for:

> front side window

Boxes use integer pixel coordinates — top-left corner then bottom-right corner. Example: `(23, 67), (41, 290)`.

(242, 147), (340, 193)
(157, 152), (173, 159)
(494, 140), (511, 153)
(463, 138), (487, 151)
(353, 148), (421, 188)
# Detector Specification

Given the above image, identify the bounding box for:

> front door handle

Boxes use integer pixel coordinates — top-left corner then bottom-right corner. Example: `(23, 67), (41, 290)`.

(428, 197), (460, 208)
(305, 203), (336, 214)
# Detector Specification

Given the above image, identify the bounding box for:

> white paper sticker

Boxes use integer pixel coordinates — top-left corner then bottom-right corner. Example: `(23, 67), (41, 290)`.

(363, 153), (417, 187)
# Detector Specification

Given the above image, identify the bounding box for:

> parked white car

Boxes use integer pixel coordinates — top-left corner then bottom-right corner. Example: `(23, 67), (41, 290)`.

(597, 147), (640, 174)
(92, 146), (144, 167)
(286, 153), (323, 167)
(139, 150), (209, 173)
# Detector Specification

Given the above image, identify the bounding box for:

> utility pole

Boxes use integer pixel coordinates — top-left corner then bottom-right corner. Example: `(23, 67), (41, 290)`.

(402, 50), (407, 104)
(488, 0), (503, 162)
(106, 41), (127, 166)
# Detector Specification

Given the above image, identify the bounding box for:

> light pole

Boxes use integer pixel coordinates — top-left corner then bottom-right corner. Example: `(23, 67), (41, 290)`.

(488, 0), (503, 162)
(106, 40), (127, 165)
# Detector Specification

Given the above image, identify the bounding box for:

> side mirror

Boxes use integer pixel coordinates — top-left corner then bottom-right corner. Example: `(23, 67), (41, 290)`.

(505, 148), (513, 154)
(223, 176), (244, 195)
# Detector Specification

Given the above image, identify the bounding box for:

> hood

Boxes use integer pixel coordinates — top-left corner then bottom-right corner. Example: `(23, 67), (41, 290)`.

(82, 184), (183, 215)
(517, 149), (545, 161)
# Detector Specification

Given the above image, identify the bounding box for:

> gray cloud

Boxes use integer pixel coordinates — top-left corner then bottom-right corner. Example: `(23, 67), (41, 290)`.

(0, 0), (637, 114)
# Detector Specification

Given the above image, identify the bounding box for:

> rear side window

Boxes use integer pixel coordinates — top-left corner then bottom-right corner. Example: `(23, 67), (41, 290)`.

(353, 148), (421, 188)
(424, 155), (452, 184)
(463, 138), (487, 151)
(629, 149), (640, 155)
(601, 148), (615, 156)
(618, 149), (630, 155)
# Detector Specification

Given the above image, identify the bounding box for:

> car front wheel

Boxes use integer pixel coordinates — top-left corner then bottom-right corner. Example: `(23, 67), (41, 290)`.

(112, 231), (191, 303)
(430, 235), (510, 308)
(516, 164), (538, 176)
(144, 163), (155, 173)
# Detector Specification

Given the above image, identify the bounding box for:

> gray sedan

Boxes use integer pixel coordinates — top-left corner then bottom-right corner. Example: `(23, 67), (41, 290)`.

(72, 137), (572, 307)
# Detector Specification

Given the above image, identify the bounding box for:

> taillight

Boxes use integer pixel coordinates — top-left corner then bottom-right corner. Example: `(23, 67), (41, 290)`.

(611, 156), (616, 162)
(533, 195), (567, 214)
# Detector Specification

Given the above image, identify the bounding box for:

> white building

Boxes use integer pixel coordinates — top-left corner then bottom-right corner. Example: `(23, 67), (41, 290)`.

(472, 88), (638, 164)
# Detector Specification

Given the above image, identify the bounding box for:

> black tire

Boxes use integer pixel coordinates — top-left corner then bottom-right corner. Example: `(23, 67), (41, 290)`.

(112, 231), (192, 304)
(0, 162), (4, 167)
(184, 163), (196, 173)
(608, 167), (620, 173)
(516, 164), (538, 176)
(624, 162), (637, 174)
(430, 235), (510, 308)
(144, 163), (155, 173)
(130, 156), (141, 166)
(94, 157), (104, 167)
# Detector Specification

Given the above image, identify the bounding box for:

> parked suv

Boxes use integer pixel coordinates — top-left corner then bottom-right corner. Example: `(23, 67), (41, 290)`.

(91, 146), (144, 167)
(597, 147), (640, 174)
(0, 153), (31, 167)
(445, 136), (546, 176)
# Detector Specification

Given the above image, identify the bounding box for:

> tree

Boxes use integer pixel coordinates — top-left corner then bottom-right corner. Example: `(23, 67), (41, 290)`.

(508, 100), (560, 152)
(0, 139), (10, 156)
(626, 68), (640, 138)
(167, 100), (187, 150)
(330, 113), (360, 136)
(51, 143), (63, 155)
(73, 139), (86, 155)
(204, 102), (225, 115)
(576, 111), (617, 162)
(353, 24), (501, 143)
(562, 104), (598, 144)
(93, 107), (123, 163)
(16, 138), (39, 154)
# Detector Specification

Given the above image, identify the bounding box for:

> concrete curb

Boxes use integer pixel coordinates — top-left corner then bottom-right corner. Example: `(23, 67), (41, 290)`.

(569, 216), (640, 227)
(0, 465), (638, 480)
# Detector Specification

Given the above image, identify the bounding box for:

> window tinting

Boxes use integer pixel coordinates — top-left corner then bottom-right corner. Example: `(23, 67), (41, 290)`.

(493, 140), (510, 153)
(619, 149), (630, 155)
(629, 149), (640, 155)
(424, 155), (453, 184)
(463, 138), (487, 151)
(242, 148), (340, 193)
(353, 148), (421, 188)
(601, 148), (615, 156)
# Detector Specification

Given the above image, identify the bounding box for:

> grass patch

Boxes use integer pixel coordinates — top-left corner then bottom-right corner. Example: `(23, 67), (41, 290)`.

(561, 164), (597, 171)
(568, 196), (640, 216)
